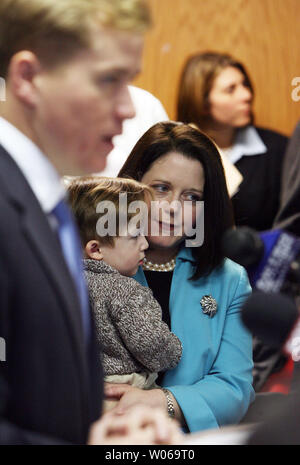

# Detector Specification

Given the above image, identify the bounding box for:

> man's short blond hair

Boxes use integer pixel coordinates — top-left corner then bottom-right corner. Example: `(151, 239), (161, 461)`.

(0, 0), (151, 77)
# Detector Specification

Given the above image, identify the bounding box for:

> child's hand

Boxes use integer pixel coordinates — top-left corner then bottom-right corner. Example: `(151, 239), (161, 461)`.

(105, 384), (166, 414)
(104, 382), (136, 403)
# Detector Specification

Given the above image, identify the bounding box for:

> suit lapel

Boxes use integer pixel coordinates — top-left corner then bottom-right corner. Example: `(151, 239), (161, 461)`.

(22, 198), (85, 348)
(0, 146), (90, 422)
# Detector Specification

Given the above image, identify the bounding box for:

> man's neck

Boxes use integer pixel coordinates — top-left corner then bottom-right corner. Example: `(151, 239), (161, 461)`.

(1, 103), (42, 151)
(0, 103), (70, 177)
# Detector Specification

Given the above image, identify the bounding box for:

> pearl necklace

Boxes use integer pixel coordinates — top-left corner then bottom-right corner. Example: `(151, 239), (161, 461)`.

(142, 257), (176, 272)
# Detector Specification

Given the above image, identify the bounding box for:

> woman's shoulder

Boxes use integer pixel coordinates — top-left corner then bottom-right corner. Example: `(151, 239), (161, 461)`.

(179, 248), (249, 288)
(195, 259), (249, 298)
(207, 259), (251, 302)
(212, 257), (248, 281)
(179, 248), (246, 276)
(255, 126), (289, 147)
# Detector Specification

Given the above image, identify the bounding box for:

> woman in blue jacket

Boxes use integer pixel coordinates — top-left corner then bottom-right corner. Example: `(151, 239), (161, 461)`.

(105, 122), (255, 433)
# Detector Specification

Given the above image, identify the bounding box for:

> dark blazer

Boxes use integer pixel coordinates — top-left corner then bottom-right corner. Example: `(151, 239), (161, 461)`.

(247, 384), (300, 444)
(231, 127), (289, 391)
(274, 120), (300, 236)
(0, 145), (103, 444)
(232, 127), (288, 232)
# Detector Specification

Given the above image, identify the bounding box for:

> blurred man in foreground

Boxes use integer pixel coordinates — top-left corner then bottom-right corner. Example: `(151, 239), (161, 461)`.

(0, 0), (181, 445)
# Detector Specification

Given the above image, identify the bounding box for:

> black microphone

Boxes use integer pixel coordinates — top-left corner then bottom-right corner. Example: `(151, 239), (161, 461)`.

(222, 227), (264, 268)
(241, 291), (300, 360)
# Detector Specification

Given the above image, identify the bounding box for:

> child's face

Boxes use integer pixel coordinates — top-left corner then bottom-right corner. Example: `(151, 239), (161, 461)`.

(100, 233), (149, 277)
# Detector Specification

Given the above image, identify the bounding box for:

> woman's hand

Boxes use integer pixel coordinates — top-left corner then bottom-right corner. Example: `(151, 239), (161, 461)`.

(88, 404), (183, 445)
(105, 383), (186, 427)
(105, 383), (166, 414)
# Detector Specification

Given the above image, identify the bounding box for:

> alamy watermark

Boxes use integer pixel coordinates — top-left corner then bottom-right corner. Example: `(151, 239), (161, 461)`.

(0, 77), (6, 102)
(95, 194), (205, 247)
(0, 337), (6, 362)
(291, 77), (300, 102)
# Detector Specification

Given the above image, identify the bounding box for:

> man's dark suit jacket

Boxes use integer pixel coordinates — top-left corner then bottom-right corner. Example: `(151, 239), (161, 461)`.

(0, 145), (103, 444)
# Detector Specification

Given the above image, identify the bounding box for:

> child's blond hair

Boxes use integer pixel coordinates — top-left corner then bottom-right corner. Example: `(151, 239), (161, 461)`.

(67, 176), (152, 247)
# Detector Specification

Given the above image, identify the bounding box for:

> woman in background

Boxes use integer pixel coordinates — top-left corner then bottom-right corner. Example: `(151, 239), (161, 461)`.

(104, 122), (255, 433)
(177, 51), (288, 232)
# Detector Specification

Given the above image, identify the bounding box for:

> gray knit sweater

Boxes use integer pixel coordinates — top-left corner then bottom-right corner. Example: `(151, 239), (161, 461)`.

(83, 259), (182, 376)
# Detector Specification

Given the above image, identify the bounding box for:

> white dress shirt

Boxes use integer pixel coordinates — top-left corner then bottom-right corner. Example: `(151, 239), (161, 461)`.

(218, 126), (268, 196)
(0, 117), (65, 214)
(227, 125), (267, 165)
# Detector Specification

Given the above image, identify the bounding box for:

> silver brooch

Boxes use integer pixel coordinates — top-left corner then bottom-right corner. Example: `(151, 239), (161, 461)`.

(200, 295), (218, 318)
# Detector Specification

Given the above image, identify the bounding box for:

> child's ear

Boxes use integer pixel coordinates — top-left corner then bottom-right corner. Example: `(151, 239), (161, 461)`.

(85, 240), (103, 260)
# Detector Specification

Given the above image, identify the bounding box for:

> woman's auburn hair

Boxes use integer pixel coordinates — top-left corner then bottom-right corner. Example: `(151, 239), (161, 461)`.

(177, 51), (254, 127)
(118, 121), (234, 280)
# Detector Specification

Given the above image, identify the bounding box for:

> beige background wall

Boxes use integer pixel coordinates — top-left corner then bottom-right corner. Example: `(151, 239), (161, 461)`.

(133, 0), (300, 136)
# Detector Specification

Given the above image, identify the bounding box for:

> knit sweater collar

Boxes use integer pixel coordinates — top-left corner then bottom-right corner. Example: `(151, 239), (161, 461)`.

(83, 259), (119, 275)
(84, 248), (196, 275)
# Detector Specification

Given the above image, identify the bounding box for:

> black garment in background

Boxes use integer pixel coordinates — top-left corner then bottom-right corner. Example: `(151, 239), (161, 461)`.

(232, 127), (288, 390)
(144, 270), (173, 385)
(246, 363), (300, 442)
(252, 336), (288, 392)
(232, 127), (288, 232)
(274, 120), (300, 236)
(247, 390), (297, 444)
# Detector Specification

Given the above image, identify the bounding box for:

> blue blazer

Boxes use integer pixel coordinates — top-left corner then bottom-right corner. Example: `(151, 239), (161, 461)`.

(135, 247), (255, 432)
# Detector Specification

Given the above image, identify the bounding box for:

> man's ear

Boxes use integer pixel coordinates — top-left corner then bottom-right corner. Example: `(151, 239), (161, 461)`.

(8, 51), (42, 107)
(85, 240), (103, 260)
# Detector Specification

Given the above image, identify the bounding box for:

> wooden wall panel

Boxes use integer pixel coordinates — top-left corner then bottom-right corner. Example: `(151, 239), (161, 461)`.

(133, 0), (300, 136)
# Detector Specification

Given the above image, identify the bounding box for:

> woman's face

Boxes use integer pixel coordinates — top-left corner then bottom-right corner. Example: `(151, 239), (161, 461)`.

(141, 151), (205, 252)
(208, 66), (253, 128)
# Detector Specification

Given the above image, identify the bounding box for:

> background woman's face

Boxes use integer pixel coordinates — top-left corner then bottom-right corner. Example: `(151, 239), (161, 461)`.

(208, 66), (253, 128)
(141, 151), (205, 251)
